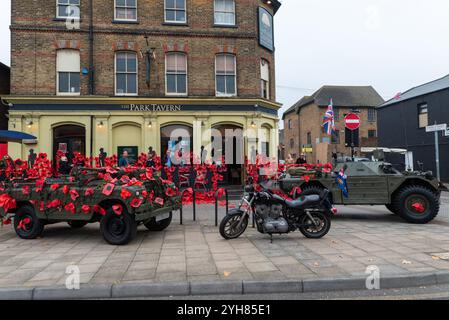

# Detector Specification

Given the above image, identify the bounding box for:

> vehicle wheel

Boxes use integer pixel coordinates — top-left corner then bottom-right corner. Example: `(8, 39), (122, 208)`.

(13, 205), (44, 240)
(68, 221), (88, 229)
(301, 185), (331, 202)
(219, 214), (249, 240)
(100, 206), (137, 245)
(299, 211), (331, 239)
(144, 212), (172, 231)
(385, 204), (398, 215)
(393, 185), (440, 224)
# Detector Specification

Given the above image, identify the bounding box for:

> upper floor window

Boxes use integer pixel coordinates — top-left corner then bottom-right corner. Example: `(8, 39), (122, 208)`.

(307, 132), (312, 145)
(57, 49), (80, 95)
(115, 52), (138, 96)
(214, 0), (236, 26)
(260, 59), (270, 99)
(166, 53), (187, 95)
(165, 0), (186, 23)
(368, 130), (377, 138)
(115, 0), (137, 21)
(418, 103), (428, 128)
(368, 107), (376, 122)
(57, 0), (80, 19)
(215, 54), (236, 96)
(288, 119), (292, 130)
(289, 139), (294, 149)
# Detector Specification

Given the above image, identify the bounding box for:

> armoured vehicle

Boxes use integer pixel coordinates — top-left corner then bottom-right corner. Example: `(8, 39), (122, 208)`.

(0, 167), (181, 245)
(279, 162), (447, 224)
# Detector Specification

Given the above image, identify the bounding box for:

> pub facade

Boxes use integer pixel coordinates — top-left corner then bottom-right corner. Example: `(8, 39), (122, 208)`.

(3, 0), (281, 183)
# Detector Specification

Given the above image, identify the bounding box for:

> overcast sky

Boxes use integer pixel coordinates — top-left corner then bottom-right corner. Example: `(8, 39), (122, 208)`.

(1, 0), (449, 123)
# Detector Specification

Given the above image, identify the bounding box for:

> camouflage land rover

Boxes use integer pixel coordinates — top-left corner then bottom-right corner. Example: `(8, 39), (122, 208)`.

(279, 162), (447, 224)
(0, 167), (181, 245)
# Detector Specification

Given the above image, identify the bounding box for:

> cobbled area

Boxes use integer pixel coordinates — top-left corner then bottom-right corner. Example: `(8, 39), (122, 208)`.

(0, 193), (449, 288)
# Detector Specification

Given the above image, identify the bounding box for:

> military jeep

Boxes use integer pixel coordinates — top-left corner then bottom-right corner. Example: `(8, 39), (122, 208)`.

(0, 168), (181, 245)
(279, 162), (447, 224)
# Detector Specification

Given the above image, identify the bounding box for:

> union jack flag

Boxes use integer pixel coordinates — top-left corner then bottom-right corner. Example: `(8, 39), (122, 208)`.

(322, 98), (336, 136)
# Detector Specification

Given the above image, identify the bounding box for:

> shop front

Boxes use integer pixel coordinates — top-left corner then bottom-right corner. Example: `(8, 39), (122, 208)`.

(6, 97), (280, 180)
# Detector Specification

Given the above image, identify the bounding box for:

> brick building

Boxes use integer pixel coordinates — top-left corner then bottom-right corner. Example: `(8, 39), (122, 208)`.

(2, 0), (281, 184)
(283, 86), (384, 164)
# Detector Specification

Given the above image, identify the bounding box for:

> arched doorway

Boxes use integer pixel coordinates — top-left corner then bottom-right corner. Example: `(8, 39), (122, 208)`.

(53, 124), (86, 162)
(160, 124), (193, 166)
(211, 124), (244, 185)
(112, 123), (142, 165)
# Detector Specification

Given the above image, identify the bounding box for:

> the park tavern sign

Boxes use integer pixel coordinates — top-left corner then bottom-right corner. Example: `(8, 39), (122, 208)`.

(122, 104), (182, 112)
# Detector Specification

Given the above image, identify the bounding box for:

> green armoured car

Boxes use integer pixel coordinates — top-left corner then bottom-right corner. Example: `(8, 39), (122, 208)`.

(279, 162), (447, 224)
(0, 168), (181, 245)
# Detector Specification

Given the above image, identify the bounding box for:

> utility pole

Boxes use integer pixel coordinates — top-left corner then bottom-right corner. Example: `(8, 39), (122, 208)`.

(434, 122), (441, 181)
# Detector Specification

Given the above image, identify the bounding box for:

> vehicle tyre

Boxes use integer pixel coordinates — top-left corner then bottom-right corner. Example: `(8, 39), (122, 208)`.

(301, 185), (332, 202)
(393, 185), (440, 224)
(68, 221), (88, 229)
(144, 212), (172, 231)
(100, 206), (137, 245)
(13, 205), (44, 239)
(299, 211), (331, 239)
(385, 204), (398, 215)
(219, 214), (249, 240)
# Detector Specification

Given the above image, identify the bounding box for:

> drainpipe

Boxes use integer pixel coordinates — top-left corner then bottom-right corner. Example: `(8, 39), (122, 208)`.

(89, 0), (94, 161)
(88, 0), (94, 95)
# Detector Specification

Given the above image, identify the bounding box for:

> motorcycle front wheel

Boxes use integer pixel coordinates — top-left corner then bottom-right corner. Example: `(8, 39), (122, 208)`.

(299, 211), (331, 239)
(219, 214), (249, 240)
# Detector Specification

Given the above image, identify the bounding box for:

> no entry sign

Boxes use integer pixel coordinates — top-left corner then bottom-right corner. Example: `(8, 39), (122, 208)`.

(345, 113), (361, 131)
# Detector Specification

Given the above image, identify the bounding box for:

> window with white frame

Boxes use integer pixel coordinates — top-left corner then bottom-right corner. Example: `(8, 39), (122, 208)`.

(214, 0), (235, 25)
(260, 59), (270, 99)
(57, 0), (80, 19)
(216, 54), (236, 96)
(57, 49), (80, 95)
(166, 53), (187, 95)
(115, 0), (137, 21)
(115, 52), (138, 95)
(165, 0), (186, 23)
(368, 107), (376, 122)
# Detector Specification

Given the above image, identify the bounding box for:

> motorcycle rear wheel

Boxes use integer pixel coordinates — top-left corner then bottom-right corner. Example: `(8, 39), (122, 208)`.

(219, 214), (249, 240)
(299, 211), (331, 239)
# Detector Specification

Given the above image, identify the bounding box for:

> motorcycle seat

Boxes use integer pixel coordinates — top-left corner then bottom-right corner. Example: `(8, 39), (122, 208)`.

(285, 195), (321, 209)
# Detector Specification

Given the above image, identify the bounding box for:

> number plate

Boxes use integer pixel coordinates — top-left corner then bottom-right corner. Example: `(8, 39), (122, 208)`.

(156, 212), (170, 222)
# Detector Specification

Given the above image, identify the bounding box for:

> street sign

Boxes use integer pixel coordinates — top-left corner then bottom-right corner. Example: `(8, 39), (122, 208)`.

(345, 113), (361, 131)
(426, 123), (447, 133)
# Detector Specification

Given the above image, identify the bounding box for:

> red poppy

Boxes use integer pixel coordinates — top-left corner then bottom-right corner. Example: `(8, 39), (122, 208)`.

(120, 175), (130, 184)
(0, 194), (16, 212)
(47, 199), (62, 209)
(121, 188), (132, 200)
(17, 217), (31, 230)
(112, 204), (123, 215)
(50, 183), (60, 190)
(102, 183), (115, 196)
(93, 205), (106, 216)
(130, 198), (143, 208)
(127, 178), (142, 186)
(64, 202), (76, 214)
(84, 188), (94, 197)
(22, 186), (30, 195)
(70, 189), (80, 201)
(142, 190), (148, 198)
(1, 218), (11, 225)
(39, 201), (45, 212)
(145, 169), (154, 180)
(301, 175), (311, 183)
(62, 185), (70, 194)
(81, 205), (91, 214)
(106, 167), (117, 174)
(165, 187), (176, 197)
(154, 197), (164, 206)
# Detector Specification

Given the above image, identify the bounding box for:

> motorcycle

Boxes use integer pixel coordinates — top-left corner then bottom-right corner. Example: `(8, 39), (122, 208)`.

(219, 180), (336, 241)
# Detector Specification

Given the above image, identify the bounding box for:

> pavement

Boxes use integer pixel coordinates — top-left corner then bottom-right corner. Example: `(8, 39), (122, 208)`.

(0, 193), (449, 299)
